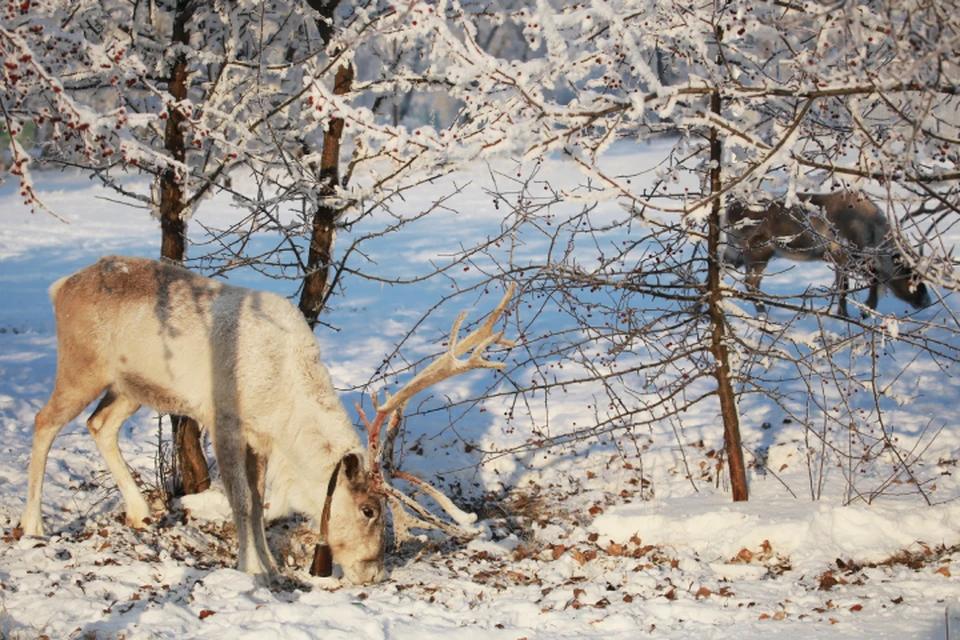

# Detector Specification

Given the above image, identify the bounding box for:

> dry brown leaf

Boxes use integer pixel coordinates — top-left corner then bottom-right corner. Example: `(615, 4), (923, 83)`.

(735, 548), (754, 563)
(818, 571), (839, 591)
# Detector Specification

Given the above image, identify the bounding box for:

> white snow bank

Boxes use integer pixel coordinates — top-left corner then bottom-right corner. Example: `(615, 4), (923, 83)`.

(592, 495), (960, 574)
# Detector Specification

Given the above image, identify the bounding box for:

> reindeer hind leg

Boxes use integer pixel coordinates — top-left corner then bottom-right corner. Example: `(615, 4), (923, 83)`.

(20, 375), (107, 536)
(85, 391), (151, 528)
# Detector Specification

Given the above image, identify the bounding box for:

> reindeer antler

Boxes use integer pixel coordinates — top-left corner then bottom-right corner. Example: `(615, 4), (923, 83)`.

(358, 284), (515, 543)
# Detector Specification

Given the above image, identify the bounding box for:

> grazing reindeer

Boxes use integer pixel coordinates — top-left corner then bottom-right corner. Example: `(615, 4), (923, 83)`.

(19, 256), (514, 585)
(722, 191), (932, 317)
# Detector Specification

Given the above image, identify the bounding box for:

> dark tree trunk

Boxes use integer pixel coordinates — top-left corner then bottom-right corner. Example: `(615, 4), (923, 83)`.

(305, 0), (338, 45)
(161, 0), (209, 496)
(707, 87), (748, 502)
(298, 62), (354, 327)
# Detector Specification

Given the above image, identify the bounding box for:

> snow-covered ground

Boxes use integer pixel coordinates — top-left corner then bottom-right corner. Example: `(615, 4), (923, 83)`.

(1, 148), (959, 639)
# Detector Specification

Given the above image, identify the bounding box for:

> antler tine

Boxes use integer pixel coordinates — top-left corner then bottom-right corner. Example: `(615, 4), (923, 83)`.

(393, 470), (478, 528)
(357, 403), (379, 472)
(388, 499), (423, 546)
(377, 284), (515, 418)
(452, 283), (516, 357)
(385, 487), (480, 542)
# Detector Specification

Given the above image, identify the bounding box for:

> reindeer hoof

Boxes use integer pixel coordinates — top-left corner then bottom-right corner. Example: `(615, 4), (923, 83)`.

(124, 503), (152, 529)
(253, 571), (275, 588)
(125, 514), (151, 529)
(17, 515), (44, 538)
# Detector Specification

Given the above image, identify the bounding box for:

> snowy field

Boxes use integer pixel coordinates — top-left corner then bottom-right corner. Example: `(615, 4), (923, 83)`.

(1, 145), (960, 639)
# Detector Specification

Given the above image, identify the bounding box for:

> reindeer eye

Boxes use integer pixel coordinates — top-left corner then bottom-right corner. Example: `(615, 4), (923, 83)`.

(361, 505), (376, 519)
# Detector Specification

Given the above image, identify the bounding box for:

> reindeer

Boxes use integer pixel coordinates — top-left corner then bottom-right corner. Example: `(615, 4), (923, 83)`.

(19, 256), (514, 585)
(722, 191), (932, 317)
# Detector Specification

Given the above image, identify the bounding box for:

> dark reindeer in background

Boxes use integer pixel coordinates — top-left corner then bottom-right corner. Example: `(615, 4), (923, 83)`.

(722, 191), (932, 317)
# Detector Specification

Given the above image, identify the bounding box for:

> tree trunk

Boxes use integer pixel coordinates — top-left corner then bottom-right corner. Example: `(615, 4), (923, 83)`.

(160, 0), (209, 496)
(706, 87), (748, 502)
(298, 62), (354, 327)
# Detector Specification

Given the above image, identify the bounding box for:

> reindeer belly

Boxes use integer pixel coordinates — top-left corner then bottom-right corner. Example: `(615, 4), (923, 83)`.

(772, 245), (827, 262)
(115, 370), (202, 418)
(109, 330), (217, 426)
(770, 224), (831, 263)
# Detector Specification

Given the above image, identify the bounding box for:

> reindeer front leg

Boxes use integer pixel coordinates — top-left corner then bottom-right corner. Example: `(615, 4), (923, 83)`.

(864, 280), (881, 314)
(213, 417), (276, 584)
(833, 269), (851, 318)
(742, 249), (774, 315)
(245, 443), (277, 574)
(744, 266), (767, 314)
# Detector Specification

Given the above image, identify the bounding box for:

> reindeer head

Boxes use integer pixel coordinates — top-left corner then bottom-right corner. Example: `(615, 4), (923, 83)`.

(884, 252), (933, 311)
(320, 452), (387, 585)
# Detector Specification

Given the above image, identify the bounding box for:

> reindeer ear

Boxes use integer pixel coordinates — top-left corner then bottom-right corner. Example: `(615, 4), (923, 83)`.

(340, 452), (365, 484)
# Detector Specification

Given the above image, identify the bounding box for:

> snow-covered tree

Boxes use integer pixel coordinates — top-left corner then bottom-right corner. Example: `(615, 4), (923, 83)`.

(352, 0), (959, 503)
(5, 0), (959, 503)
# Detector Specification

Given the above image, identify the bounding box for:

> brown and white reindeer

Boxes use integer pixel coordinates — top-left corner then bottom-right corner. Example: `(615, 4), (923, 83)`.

(722, 191), (932, 317)
(18, 256), (514, 585)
